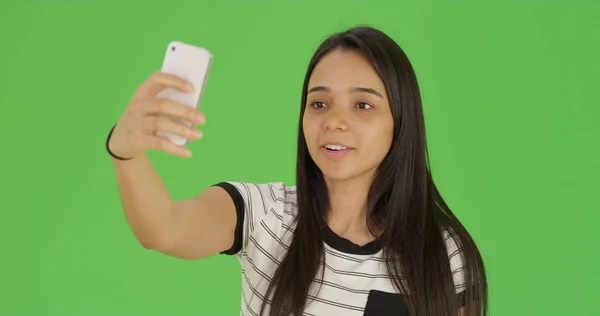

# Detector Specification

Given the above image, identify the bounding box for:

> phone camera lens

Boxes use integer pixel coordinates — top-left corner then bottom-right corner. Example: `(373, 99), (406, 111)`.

(171, 46), (176, 52)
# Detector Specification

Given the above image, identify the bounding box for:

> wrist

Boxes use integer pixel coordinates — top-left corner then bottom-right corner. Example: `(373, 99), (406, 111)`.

(106, 124), (134, 161)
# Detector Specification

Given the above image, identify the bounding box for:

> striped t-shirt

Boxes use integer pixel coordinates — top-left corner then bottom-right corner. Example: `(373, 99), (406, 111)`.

(215, 181), (466, 316)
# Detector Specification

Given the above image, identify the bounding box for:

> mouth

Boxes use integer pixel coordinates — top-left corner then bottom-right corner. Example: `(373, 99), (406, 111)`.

(320, 144), (354, 157)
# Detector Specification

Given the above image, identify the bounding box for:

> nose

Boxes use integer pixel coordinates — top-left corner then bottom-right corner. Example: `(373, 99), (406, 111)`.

(324, 108), (349, 132)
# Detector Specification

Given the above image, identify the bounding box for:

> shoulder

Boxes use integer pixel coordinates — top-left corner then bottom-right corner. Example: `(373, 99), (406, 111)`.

(213, 181), (298, 256)
(215, 181), (297, 213)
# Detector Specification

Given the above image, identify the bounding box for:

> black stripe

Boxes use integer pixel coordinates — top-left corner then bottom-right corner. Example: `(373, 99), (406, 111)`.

(454, 282), (467, 290)
(452, 266), (465, 275)
(271, 190), (298, 208)
(268, 184), (278, 203)
(324, 262), (391, 279)
(305, 294), (365, 312)
(252, 183), (271, 218)
(314, 279), (371, 295)
(448, 248), (462, 260)
(283, 200), (298, 208)
(240, 283), (259, 316)
(259, 221), (290, 250)
(445, 229), (458, 241)
(324, 246), (386, 263)
(282, 222), (295, 233)
(269, 207), (282, 221)
(269, 184), (286, 205)
(241, 183), (255, 234)
(242, 267), (274, 305)
(249, 235), (282, 265)
(245, 255), (275, 284)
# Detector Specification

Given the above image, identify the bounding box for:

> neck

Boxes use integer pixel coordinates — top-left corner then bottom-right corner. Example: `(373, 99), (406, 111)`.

(324, 173), (373, 237)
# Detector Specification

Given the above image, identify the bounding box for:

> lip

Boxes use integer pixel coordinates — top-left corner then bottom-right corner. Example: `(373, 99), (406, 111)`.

(320, 142), (353, 148)
(320, 145), (354, 158)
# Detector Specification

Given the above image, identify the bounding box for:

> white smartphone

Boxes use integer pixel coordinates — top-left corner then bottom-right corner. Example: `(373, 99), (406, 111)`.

(155, 41), (213, 147)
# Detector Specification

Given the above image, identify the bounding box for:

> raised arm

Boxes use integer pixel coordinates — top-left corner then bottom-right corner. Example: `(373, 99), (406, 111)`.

(109, 72), (237, 260)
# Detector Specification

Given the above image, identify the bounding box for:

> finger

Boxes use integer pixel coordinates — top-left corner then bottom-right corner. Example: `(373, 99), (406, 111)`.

(136, 71), (194, 99)
(143, 115), (203, 141)
(134, 133), (193, 158)
(148, 98), (205, 125)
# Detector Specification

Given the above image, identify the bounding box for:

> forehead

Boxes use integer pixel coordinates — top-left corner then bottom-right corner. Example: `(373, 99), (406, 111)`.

(308, 49), (385, 91)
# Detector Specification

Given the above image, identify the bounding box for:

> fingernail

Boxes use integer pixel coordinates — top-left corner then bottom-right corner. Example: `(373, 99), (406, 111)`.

(196, 115), (205, 124)
(184, 149), (192, 157)
(186, 84), (194, 92)
(192, 129), (202, 138)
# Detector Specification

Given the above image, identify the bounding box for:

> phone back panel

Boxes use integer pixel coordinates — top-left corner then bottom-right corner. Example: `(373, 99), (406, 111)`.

(156, 41), (212, 146)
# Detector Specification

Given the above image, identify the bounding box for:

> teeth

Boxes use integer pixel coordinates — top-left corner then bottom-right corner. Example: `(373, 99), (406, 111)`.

(325, 144), (347, 151)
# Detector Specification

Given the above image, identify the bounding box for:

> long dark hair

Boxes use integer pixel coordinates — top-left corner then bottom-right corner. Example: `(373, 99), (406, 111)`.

(261, 26), (488, 316)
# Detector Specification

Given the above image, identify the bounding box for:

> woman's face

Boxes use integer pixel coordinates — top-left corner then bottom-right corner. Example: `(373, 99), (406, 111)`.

(303, 49), (394, 183)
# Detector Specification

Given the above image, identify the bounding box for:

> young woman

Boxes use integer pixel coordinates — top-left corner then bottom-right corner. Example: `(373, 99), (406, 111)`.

(108, 26), (488, 316)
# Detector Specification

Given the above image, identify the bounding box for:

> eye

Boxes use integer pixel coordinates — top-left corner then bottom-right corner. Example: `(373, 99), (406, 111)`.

(311, 101), (328, 109)
(357, 102), (374, 110)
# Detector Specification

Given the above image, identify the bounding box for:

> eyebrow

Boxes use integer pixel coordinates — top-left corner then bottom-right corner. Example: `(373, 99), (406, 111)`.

(307, 86), (384, 98)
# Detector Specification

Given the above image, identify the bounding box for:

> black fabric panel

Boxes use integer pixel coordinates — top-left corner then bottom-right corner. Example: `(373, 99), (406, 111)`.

(364, 290), (410, 316)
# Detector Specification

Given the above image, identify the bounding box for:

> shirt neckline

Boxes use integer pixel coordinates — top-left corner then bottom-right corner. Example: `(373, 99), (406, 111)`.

(320, 221), (382, 255)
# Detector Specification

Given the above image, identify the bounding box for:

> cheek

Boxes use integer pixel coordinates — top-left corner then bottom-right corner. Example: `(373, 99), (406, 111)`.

(302, 126), (314, 151)
(302, 115), (320, 143)
(363, 125), (394, 157)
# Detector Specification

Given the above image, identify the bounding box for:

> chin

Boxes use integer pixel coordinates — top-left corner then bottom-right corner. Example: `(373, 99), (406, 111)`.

(321, 170), (353, 182)
(316, 162), (356, 182)
(309, 148), (371, 182)
(316, 160), (379, 185)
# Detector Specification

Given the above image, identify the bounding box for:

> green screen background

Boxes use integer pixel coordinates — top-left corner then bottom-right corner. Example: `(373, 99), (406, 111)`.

(1, 1), (598, 315)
